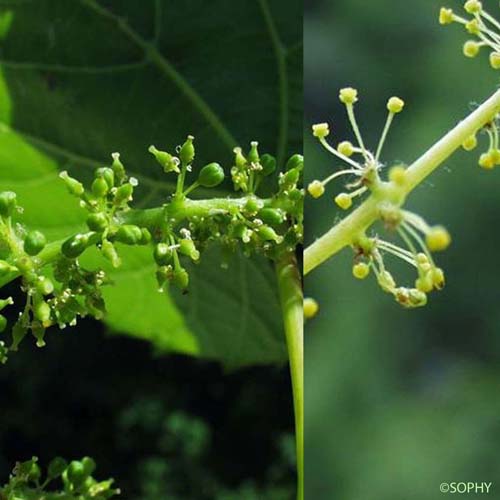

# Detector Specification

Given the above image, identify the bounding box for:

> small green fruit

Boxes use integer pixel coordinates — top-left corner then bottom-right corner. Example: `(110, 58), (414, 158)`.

(24, 230), (47, 256)
(198, 162), (224, 187)
(180, 135), (195, 165)
(114, 225), (143, 245)
(260, 154), (277, 176)
(258, 208), (285, 226)
(0, 191), (17, 218)
(172, 267), (189, 290)
(95, 167), (115, 189)
(286, 154), (303, 171)
(87, 213), (108, 232)
(91, 177), (109, 198)
(154, 243), (172, 266)
(114, 183), (133, 205)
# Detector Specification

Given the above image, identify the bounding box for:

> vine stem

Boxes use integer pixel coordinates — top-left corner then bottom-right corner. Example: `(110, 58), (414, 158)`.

(275, 253), (303, 500)
(0, 195), (297, 289)
(304, 87), (500, 274)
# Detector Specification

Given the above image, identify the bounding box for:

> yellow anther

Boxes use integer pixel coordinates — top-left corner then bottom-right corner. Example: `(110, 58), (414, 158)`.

(479, 152), (495, 169)
(388, 165), (407, 186)
(339, 87), (358, 105)
(307, 180), (325, 198)
(465, 19), (480, 35)
(387, 97), (405, 114)
(462, 134), (477, 151)
(415, 275), (434, 293)
(426, 226), (451, 251)
(463, 40), (480, 58)
(312, 123), (330, 138)
(337, 141), (354, 157)
(335, 192), (352, 210)
(464, 0), (482, 14)
(439, 7), (454, 25)
(432, 268), (445, 289)
(490, 52), (500, 69)
(352, 262), (370, 279)
(304, 297), (319, 319)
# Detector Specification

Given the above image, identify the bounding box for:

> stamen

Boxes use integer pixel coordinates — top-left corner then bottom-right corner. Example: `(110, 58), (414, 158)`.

(318, 137), (363, 169)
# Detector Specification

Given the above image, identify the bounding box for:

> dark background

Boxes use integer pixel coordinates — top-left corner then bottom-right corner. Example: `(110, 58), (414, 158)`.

(305, 1), (500, 499)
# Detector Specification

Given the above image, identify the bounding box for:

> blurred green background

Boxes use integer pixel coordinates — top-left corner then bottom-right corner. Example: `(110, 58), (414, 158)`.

(305, 0), (500, 498)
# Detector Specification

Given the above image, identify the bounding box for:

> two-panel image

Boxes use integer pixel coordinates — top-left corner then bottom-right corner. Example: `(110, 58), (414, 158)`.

(0, 1), (498, 499)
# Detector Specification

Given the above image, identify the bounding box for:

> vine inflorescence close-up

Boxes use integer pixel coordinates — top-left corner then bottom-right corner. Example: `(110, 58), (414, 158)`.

(0, 136), (303, 364)
(304, 0), (500, 317)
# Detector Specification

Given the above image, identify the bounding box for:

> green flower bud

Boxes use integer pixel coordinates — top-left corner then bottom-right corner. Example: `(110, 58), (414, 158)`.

(156, 265), (172, 290)
(180, 135), (195, 165)
(148, 145), (180, 173)
(60, 171), (84, 197)
(258, 225), (283, 243)
(178, 239), (200, 261)
(0, 314), (7, 333)
(95, 167), (115, 189)
(114, 225), (143, 245)
(48, 457), (68, 479)
(280, 168), (300, 189)
(36, 276), (54, 296)
(34, 299), (51, 325)
(140, 228), (152, 245)
(101, 239), (121, 268)
(92, 176), (109, 198)
(154, 243), (173, 266)
(24, 230), (47, 256)
(244, 196), (262, 215)
(260, 154), (277, 176)
(114, 183), (133, 205)
(32, 321), (46, 347)
(172, 267), (189, 291)
(87, 213), (108, 232)
(62, 233), (93, 259)
(0, 191), (17, 218)
(0, 260), (17, 275)
(66, 460), (88, 487)
(82, 456), (96, 476)
(233, 147), (247, 168)
(16, 255), (34, 273)
(11, 321), (28, 351)
(111, 152), (126, 183)
(18, 458), (41, 483)
(258, 208), (285, 226)
(286, 154), (304, 171)
(248, 141), (260, 164)
(198, 162), (224, 187)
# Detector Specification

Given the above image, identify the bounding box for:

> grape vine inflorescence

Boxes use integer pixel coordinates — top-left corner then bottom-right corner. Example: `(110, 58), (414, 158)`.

(307, 89), (450, 311)
(0, 456), (119, 499)
(0, 136), (303, 362)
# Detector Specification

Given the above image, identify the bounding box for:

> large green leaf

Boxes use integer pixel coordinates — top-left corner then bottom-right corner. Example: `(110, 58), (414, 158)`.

(0, 0), (301, 366)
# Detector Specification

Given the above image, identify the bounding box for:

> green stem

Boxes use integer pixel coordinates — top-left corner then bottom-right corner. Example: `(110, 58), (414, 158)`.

(275, 253), (303, 500)
(0, 195), (295, 288)
(304, 87), (500, 274)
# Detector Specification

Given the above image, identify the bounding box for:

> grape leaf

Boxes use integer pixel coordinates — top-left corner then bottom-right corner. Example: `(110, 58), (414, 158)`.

(0, 0), (301, 366)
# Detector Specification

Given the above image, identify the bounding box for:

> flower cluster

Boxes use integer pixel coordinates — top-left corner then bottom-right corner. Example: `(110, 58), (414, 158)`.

(0, 456), (119, 499)
(0, 135), (303, 360)
(440, 1), (500, 69)
(440, 1), (500, 169)
(308, 88), (451, 308)
(350, 210), (450, 308)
